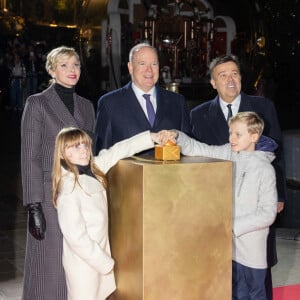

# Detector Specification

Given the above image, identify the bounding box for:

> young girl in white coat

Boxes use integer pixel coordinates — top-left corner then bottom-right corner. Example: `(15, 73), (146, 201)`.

(52, 127), (161, 300)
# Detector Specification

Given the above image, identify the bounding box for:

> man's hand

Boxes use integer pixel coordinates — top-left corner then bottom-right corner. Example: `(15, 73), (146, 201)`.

(152, 130), (178, 145)
(277, 201), (284, 213)
(27, 203), (46, 240)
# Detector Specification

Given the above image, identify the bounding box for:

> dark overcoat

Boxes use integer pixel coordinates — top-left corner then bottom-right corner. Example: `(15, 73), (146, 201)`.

(190, 91), (287, 266)
(21, 84), (95, 300)
(94, 82), (191, 152)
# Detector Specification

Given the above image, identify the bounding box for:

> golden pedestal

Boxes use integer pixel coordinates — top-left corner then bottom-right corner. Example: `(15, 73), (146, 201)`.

(108, 156), (232, 300)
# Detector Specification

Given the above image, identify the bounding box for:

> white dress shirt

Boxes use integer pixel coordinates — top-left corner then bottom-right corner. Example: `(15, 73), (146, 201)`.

(219, 95), (241, 120)
(131, 83), (157, 118)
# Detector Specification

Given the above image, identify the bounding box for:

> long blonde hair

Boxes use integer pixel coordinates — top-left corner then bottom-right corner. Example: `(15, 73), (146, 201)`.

(52, 127), (107, 207)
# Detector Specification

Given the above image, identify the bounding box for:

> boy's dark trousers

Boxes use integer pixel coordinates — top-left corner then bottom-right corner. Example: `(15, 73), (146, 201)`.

(232, 261), (267, 300)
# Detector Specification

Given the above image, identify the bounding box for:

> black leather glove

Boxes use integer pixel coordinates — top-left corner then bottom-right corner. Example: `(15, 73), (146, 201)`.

(27, 202), (46, 240)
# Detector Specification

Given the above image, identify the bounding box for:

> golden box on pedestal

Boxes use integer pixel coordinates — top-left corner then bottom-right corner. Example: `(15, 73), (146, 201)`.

(108, 156), (232, 300)
(154, 144), (180, 160)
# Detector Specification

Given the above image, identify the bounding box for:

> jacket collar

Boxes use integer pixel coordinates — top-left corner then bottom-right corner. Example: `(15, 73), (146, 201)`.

(44, 84), (79, 127)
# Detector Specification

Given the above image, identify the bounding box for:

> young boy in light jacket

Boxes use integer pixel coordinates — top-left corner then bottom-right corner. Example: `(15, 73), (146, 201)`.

(158, 111), (278, 300)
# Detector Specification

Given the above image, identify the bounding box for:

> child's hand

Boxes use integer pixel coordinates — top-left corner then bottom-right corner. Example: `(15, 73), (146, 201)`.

(151, 130), (178, 145)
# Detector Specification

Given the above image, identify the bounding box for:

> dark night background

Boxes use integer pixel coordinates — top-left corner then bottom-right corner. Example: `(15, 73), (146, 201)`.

(1, 0), (299, 129)
(210, 0), (300, 130)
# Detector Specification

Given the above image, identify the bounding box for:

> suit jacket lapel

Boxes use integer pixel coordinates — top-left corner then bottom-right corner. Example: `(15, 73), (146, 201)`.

(208, 96), (231, 144)
(153, 85), (172, 126)
(154, 86), (163, 125)
(238, 92), (254, 112)
(46, 85), (79, 127)
(126, 82), (152, 127)
(73, 94), (93, 127)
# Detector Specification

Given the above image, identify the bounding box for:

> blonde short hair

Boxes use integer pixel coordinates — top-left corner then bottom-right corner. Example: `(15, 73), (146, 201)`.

(45, 46), (80, 74)
(229, 111), (264, 136)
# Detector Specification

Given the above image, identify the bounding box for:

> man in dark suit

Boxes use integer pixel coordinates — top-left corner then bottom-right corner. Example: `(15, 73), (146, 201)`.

(190, 54), (286, 300)
(94, 42), (191, 153)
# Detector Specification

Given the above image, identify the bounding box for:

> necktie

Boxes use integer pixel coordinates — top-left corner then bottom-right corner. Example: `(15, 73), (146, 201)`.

(227, 104), (233, 122)
(143, 94), (155, 126)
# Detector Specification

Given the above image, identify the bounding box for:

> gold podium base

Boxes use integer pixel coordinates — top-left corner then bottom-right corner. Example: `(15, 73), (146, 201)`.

(108, 156), (232, 300)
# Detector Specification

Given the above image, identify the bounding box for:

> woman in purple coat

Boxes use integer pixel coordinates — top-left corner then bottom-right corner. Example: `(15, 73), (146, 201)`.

(21, 46), (95, 300)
